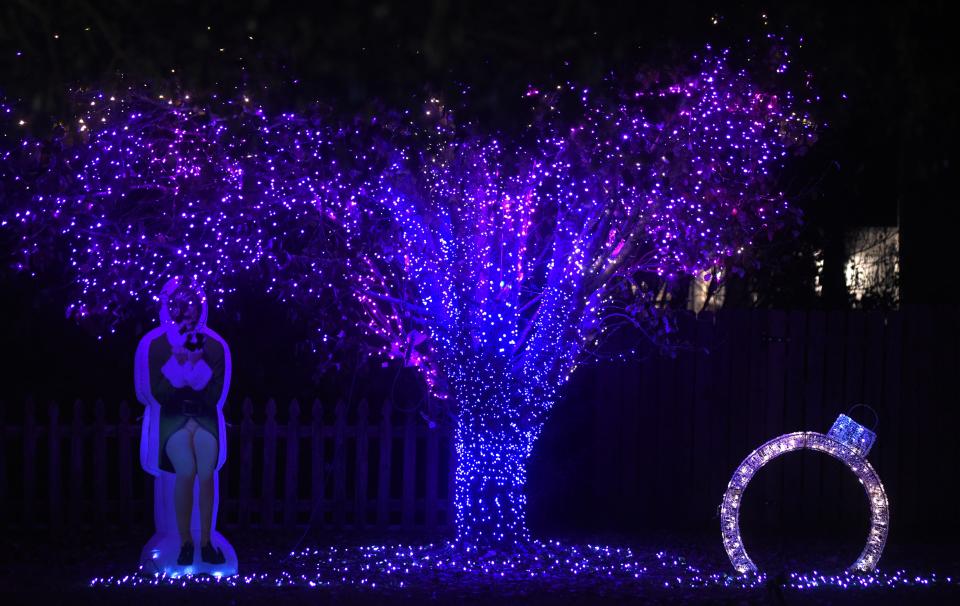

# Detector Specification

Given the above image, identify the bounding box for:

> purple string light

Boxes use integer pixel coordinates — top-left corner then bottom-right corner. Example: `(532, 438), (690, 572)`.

(3, 45), (816, 549)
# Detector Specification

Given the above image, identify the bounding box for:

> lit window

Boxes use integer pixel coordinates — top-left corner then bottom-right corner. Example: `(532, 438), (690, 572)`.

(844, 227), (899, 307)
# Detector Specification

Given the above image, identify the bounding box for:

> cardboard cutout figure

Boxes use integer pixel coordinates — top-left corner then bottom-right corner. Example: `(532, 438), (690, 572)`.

(134, 278), (237, 576)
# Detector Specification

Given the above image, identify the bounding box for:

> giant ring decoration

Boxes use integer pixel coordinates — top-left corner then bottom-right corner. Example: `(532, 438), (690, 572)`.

(720, 413), (889, 574)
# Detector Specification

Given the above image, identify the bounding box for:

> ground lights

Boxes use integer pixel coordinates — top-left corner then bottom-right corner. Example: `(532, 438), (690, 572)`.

(88, 540), (951, 593)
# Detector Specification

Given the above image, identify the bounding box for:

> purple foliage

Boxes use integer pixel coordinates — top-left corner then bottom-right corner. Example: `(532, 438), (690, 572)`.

(1, 46), (815, 548)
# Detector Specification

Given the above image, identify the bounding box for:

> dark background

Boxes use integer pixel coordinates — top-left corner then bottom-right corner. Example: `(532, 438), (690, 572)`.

(1, 0), (958, 557)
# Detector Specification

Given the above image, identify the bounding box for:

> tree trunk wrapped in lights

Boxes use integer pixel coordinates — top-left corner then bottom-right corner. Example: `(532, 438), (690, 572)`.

(454, 416), (536, 547)
(1, 46), (816, 551)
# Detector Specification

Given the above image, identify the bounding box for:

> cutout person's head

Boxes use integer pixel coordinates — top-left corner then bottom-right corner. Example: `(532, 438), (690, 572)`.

(166, 285), (203, 334)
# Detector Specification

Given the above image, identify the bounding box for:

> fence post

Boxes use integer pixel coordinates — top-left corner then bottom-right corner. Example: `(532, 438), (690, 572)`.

(0, 401), (6, 528)
(93, 400), (107, 526)
(23, 397), (37, 528)
(117, 400), (133, 527)
(376, 400), (392, 529)
(764, 311), (787, 527)
(48, 401), (63, 532)
(355, 399), (369, 529)
(692, 312), (716, 527)
(333, 400), (346, 527)
(283, 399), (300, 529)
(239, 398), (254, 528)
(311, 399), (324, 529)
(261, 398), (277, 529)
(69, 399), (84, 531)
(402, 410), (416, 530)
(881, 312), (903, 528)
(425, 421), (438, 530)
(782, 310), (808, 526)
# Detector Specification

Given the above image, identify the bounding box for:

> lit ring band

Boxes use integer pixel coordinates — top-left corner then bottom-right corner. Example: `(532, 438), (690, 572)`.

(720, 431), (889, 574)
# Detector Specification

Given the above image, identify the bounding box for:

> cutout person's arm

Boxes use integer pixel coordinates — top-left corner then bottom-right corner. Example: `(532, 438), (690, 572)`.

(202, 338), (226, 406)
(149, 338), (179, 402)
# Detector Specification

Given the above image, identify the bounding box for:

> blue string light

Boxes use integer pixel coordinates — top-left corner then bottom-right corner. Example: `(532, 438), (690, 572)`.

(88, 540), (952, 593)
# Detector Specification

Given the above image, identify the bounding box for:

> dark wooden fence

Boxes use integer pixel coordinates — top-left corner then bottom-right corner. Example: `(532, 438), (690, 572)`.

(2, 306), (958, 537)
(0, 397), (456, 532)
(585, 305), (960, 536)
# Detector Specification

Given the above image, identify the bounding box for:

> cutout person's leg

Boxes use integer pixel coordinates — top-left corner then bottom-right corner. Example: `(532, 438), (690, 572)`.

(193, 427), (217, 545)
(166, 426), (197, 544)
(193, 426), (224, 564)
(166, 422), (199, 566)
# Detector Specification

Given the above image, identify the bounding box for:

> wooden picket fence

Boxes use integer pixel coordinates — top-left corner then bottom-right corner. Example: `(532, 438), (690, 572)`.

(0, 397), (456, 532)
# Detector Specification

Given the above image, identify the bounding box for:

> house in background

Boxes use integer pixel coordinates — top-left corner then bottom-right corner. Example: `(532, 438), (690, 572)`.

(688, 224), (901, 312)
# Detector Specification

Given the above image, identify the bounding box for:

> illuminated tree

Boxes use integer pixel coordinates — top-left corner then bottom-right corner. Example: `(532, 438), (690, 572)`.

(2, 50), (814, 549)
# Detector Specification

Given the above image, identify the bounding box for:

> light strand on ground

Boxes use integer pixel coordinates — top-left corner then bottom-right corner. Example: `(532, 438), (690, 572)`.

(88, 540), (949, 593)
